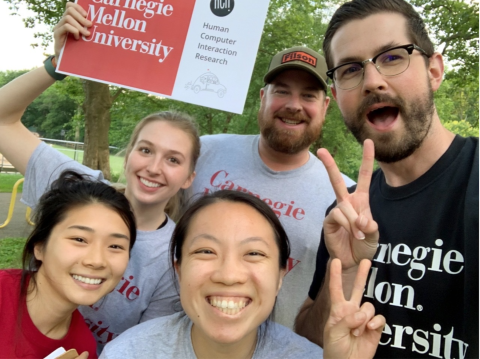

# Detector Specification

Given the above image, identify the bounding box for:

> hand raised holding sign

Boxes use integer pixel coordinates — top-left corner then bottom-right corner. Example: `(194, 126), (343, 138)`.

(317, 139), (379, 271)
(53, 3), (92, 59)
(323, 259), (385, 359)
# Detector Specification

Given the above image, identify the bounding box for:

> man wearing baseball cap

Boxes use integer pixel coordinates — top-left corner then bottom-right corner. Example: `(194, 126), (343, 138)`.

(189, 46), (354, 329)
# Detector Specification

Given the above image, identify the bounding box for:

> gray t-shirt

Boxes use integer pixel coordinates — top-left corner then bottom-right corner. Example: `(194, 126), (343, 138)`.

(191, 134), (354, 329)
(100, 311), (324, 358)
(22, 142), (181, 353)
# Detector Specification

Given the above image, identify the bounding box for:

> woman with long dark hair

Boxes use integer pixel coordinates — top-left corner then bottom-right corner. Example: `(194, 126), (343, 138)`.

(0, 171), (136, 359)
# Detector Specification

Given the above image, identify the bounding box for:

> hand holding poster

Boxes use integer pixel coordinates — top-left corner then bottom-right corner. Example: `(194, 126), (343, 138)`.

(57, 0), (271, 114)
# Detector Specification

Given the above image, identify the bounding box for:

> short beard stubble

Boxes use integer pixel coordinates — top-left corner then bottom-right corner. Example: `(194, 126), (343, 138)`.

(257, 105), (322, 155)
(343, 82), (435, 163)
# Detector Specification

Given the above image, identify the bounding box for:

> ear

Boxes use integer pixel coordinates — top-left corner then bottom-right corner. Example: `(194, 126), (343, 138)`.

(428, 52), (444, 92)
(260, 86), (267, 102)
(330, 84), (338, 101)
(322, 94), (331, 118)
(181, 171), (196, 189)
(34, 243), (44, 262)
(174, 260), (181, 280)
(276, 270), (286, 294)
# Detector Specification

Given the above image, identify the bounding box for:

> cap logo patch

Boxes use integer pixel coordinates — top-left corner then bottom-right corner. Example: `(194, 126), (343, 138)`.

(281, 51), (317, 67)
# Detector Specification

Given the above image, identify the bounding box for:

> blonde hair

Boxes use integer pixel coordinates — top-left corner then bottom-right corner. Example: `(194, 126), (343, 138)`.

(122, 111), (201, 221)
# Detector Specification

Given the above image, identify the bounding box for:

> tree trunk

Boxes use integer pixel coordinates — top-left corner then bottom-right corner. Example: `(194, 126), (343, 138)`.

(74, 124), (80, 142)
(82, 80), (112, 180)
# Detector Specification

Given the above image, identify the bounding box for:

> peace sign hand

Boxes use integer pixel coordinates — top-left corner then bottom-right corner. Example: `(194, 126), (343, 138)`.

(317, 139), (379, 271)
(323, 259), (385, 359)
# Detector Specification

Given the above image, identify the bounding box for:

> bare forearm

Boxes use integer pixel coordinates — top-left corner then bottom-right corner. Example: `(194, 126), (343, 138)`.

(0, 66), (54, 174)
(295, 285), (331, 347)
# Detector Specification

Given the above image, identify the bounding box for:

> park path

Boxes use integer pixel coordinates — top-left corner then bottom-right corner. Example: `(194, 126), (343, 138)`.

(0, 192), (33, 239)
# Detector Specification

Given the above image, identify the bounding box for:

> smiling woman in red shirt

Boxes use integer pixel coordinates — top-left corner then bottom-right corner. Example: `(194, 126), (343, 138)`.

(0, 170), (136, 359)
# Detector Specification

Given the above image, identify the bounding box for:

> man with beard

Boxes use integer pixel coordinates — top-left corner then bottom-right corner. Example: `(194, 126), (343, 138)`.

(189, 46), (354, 330)
(295, 0), (479, 358)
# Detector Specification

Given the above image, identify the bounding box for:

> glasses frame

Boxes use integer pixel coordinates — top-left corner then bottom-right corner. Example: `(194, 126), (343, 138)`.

(326, 44), (429, 90)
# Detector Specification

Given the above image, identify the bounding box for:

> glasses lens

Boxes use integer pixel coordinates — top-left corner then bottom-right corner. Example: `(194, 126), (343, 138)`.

(376, 48), (410, 76)
(334, 63), (363, 89)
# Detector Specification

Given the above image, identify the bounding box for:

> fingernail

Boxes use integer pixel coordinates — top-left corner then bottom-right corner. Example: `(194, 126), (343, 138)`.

(357, 231), (365, 240)
(353, 329), (360, 336)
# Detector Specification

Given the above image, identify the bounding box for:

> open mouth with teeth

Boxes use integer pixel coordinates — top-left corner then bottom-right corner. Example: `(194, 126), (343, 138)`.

(279, 117), (302, 125)
(139, 177), (162, 188)
(72, 274), (104, 285)
(207, 296), (251, 315)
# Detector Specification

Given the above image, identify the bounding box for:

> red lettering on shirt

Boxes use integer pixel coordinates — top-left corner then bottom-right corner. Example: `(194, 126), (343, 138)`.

(286, 257), (301, 274)
(206, 171), (306, 220)
(116, 275), (140, 301)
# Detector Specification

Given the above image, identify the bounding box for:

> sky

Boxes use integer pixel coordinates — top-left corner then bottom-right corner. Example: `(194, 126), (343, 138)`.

(0, 2), (54, 71)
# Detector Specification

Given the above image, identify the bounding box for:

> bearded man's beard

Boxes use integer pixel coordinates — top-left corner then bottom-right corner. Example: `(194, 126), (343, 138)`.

(343, 85), (435, 163)
(258, 109), (322, 155)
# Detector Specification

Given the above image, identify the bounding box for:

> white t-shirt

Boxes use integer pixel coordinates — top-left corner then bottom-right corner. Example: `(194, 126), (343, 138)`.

(100, 311), (324, 358)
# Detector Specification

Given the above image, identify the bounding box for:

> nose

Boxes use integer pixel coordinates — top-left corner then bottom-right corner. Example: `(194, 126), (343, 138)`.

(361, 61), (388, 95)
(284, 93), (302, 112)
(146, 156), (163, 176)
(82, 243), (107, 269)
(210, 256), (248, 286)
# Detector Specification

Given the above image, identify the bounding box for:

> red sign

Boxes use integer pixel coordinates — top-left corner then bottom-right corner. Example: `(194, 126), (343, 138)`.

(58, 0), (196, 96)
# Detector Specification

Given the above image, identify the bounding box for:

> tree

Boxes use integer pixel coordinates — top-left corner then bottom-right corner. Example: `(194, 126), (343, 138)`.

(411, 0), (479, 84)
(4, 0), (120, 179)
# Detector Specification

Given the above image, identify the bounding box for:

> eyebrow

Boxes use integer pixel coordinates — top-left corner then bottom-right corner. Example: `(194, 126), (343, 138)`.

(67, 225), (130, 240)
(190, 234), (270, 247)
(136, 140), (186, 157)
(335, 41), (400, 66)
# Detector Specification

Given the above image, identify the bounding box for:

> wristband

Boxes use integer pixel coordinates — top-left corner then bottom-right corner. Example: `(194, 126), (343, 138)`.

(43, 55), (67, 81)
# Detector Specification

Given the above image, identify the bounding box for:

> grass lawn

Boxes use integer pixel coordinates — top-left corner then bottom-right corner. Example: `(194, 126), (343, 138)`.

(0, 237), (26, 269)
(0, 173), (24, 193)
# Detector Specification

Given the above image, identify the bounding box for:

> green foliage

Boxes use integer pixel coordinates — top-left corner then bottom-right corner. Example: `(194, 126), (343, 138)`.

(0, 237), (26, 269)
(411, 0), (479, 84)
(0, 70), (84, 139)
(318, 100), (364, 179)
(109, 89), (169, 149)
(443, 120), (479, 138)
(435, 72), (479, 133)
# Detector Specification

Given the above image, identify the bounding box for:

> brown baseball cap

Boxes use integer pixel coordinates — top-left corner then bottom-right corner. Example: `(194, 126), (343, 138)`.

(263, 46), (328, 91)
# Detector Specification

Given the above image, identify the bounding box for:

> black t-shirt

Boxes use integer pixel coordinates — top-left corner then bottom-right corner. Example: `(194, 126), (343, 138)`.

(309, 136), (479, 358)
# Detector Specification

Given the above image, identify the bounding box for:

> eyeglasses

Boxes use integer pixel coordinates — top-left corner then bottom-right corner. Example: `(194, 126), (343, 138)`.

(326, 44), (429, 90)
